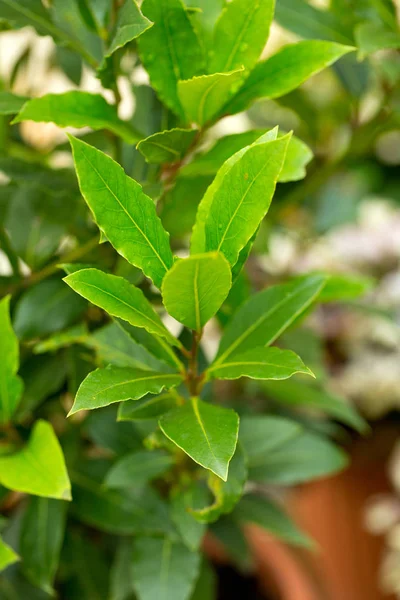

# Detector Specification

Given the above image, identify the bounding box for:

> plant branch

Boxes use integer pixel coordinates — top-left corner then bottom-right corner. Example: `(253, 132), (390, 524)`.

(0, 227), (22, 279)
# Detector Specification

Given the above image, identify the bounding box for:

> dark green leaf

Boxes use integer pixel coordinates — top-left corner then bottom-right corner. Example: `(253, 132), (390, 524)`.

(170, 482), (209, 550)
(239, 415), (301, 466)
(118, 393), (178, 421)
(189, 558), (216, 600)
(104, 449), (174, 489)
(132, 535), (201, 600)
(159, 397), (239, 480)
(0, 91), (28, 115)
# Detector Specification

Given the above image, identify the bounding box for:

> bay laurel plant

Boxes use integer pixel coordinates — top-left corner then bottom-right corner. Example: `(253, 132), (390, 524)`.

(0, 0), (370, 598)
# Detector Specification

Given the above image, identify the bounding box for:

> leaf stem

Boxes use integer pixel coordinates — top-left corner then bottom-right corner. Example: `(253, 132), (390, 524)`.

(186, 329), (203, 396)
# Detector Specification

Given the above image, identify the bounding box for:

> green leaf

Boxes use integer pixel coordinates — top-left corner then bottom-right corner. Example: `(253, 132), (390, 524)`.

(239, 415), (302, 465)
(84, 322), (169, 372)
(262, 379), (368, 433)
(279, 134), (313, 182)
(132, 536), (201, 600)
(190, 131), (290, 265)
(138, 0), (205, 117)
(110, 539), (135, 600)
(85, 405), (143, 455)
(33, 323), (88, 354)
(214, 275), (326, 365)
(355, 22), (400, 58)
(210, 516), (252, 570)
(0, 296), (23, 424)
(71, 459), (173, 535)
(13, 91), (140, 143)
(191, 444), (247, 523)
(171, 482), (209, 550)
(137, 128), (198, 164)
(0, 536), (19, 573)
(69, 366), (183, 415)
(20, 497), (67, 594)
(233, 494), (312, 547)
(118, 393), (178, 421)
(69, 137), (173, 288)
(275, 0), (350, 43)
(207, 347), (313, 381)
(0, 420), (71, 500)
(319, 272), (374, 302)
(0, 91), (28, 115)
(162, 253), (232, 332)
(224, 41), (354, 115)
(159, 397), (239, 480)
(248, 429), (347, 485)
(104, 449), (175, 489)
(209, 0), (275, 73)
(64, 268), (177, 347)
(190, 558), (217, 600)
(178, 69), (245, 126)
(104, 0), (153, 59)
(13, 279), (86, 340)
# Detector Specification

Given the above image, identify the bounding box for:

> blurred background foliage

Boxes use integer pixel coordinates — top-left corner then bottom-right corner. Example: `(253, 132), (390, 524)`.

(1, 0), (400, 598)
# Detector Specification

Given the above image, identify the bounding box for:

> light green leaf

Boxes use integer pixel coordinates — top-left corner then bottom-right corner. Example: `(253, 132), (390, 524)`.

(191, 444), (247, 524)
(69, 366), (183, 415)
(170, 482), (209, 550)
(162, 253), (232, 332)
(20, 497), (67, 594)
(69, 137), (173, 288)
(0, 91), (28, 115)
(319, 272), (374, 302)
(138, 0), (205, 117)
(207, 347), (313, 381)
(84, 322), (169, 372)
(0, 420), (71, 500)
(178, 69), (245, 126)
(355, 22), (400, 58)
(0, 536), (19, 573)
(104, 449), (175, 489)
(106, 0), (152, 58)
(209, 0), (275, 73)
(137, 128), (198, 164)
(214, 275), (326, 365)
(0, 296), (23, 424)
(275, 0), (350, 43)
(118, 393), (178, 421)
(64, 268), (178, 347)
(262, 379), (368, 433)
(71, 459), (173, 535)
(159, 397), (239, 480)
(191, 131), (289, 265)
(132, 536), (201, 600)
(279, 134), (313, 182)
(233, 494), (313, 547)
(13, 92), (140, 143)
(224, 41), (354, 115)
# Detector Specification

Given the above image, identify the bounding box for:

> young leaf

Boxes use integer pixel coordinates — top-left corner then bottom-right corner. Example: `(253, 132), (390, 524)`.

(214, 275), (326, 365)
(178, 69), (245, 126)
(71, 459), (173, 535)
(190, 132), (290, 265)
(279, 134), (313, 182)
(191, 444), (247, 524)
(262, 379), (368, 433)
(0, 536), (19, 573)
(0, 91), (28, 115)
(137, 128), (198, 164)
(224, 41), (355, 115)
(159, 397), (239, 481)
(103, 0), (153, 61)
(171, 482), (209, 550)
(162, 253), (232, 332)
(209, 0), (275, 73)
(207, 347), (313, 381)
(0, 420), (71, 500)
(69, 137), (173, 288)
(13, 92), (140, 143)
(64, 268), (178, 347)
(132, 536), (201, 600)
(104, 449), (175, 489)
(20, 498), (67, 594)
(233, 494), (312, 547)
(138, 0), (205, 117)
(0, 296), (23, 424)
(69, 366), (183, 415)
